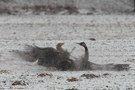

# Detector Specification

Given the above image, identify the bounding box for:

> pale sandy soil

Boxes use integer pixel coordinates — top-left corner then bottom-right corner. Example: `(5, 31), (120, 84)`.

(0, 15), (135, 90)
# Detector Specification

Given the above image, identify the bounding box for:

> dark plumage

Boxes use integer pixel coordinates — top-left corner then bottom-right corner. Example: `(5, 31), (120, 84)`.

(56, 43), (70, 60)
(26, 45), (58, 67)
(56, 43), (75, 70)
(26, 43), (75, 70)
(57, 59), (75, 71)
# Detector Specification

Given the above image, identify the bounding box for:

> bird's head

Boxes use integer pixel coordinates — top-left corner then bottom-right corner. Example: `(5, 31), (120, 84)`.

(77, 42), (86, 47)
(57, 43), (64, 47)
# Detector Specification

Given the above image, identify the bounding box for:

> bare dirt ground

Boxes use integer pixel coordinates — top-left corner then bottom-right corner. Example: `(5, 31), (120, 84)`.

(0, 15), (135, 90)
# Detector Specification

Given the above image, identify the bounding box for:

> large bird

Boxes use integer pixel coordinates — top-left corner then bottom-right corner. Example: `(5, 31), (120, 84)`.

(24, 43), (75, 70)
(77, 42), (130, 71)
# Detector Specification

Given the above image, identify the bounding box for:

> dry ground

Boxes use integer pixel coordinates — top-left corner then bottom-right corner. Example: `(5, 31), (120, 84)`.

(0, 15), (135, 90)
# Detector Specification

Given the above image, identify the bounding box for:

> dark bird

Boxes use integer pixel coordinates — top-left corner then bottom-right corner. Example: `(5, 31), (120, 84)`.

(16, 43), (75, 71)
(29, 45), (59, 67)
(77, 42), (130, 71)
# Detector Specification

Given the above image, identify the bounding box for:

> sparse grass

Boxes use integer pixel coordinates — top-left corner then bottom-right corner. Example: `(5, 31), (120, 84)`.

(66, 88), (78, 90)
(0, 70), (9, 74)
(12, 80), (28, 86)
(67, 77), (78, 82)
(37, 73), (52, 77)
(81, 74), (99, 79)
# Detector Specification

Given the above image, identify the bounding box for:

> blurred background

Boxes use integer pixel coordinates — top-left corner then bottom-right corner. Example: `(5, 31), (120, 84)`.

(0, 0), (134, 15)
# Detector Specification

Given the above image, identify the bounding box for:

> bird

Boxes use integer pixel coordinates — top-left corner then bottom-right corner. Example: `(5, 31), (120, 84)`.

(76, 42), (91, 70)
(18, 43), (75, 71)
(76, 42), (130, 71)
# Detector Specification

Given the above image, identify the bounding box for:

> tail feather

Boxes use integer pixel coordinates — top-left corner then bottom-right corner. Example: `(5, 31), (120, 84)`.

(25, 45), (40, 59)
(12, 50), (36, 62)
(12, 45), (41, 62)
